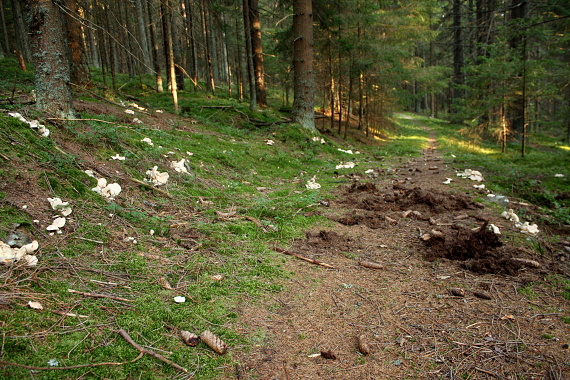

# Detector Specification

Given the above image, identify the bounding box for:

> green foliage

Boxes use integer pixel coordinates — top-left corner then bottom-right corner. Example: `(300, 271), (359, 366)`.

(0, 58), (35, 96)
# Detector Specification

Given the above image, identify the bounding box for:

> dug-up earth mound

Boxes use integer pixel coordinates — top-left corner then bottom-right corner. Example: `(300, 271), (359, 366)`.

(231, 137), (570, 379)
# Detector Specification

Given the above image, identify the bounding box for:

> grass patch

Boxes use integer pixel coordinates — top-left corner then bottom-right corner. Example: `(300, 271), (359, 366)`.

(430, 118), (570, 225)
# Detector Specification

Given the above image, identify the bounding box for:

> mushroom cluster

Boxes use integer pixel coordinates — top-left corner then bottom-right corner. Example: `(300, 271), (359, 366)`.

(8, 112), (50, 137)
(0, 240), (39, 266)
(146, 166), (169, 186)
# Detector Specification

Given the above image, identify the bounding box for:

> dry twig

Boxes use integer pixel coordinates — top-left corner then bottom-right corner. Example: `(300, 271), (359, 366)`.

(67, 288), (131, 303)
(0, 352), (143, 371)
(272, 247), (337, 270)
(118, 328), (188, 373)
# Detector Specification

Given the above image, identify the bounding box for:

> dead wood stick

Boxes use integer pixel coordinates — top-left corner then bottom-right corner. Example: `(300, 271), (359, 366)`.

(359, 260), (385, 270)
(474, 367), (499, 378)
(272, 247), (337, 270)
(174, 64), (200, 88)
(118, 328), (188, 373)
(67, 289), (131, 303)
(0, 352), (143, 371)
(129, 177), (173, 198)
(46, 118), (117, 124)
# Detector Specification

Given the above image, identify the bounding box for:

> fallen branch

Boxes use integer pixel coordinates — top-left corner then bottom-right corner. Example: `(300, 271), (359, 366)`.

(0, 352), (143, 371)
(46, 117), (118, 125)
(272, 247), (337, 270)
(67, 289), (131, 303)
(129, 177), (173, 199)
(118, 328), (188, 373)
(359, 260), (385, 270)
(474, 366), (499, 378)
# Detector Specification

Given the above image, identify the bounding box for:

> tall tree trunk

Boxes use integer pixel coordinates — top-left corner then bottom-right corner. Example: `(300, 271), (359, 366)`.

(345, 60), (353, 140)
(508, 0), (527, 144)
(12, 0), (32, 61)
(171, 11), (185, 91)
(104, 4), (116, 90)
(452, 0), (464, 102)
(292, 0), (316, 132)
(161, 0), (178, 111)
(337, 20), (343, 134)
(121, 0), (135, 78)
(147, 0), (163, 92)
(135, 0), (151, 72)
(0, 0), (9, 57)
(220, 14), (231, 96)
(26, 0), (74, 118)
(242, 0), (256, 110)
(201, 0), (215, 94)
(65, 0), (90, 86)
(86, 0), (100, 68)
(328, 35), (334, 130)
(248, 0), (266, 107)
(182, 0), (198, 90)
(236, 16), (245, 100)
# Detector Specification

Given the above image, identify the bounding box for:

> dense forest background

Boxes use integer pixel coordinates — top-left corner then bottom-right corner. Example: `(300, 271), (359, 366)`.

(1, 0), (568, 150)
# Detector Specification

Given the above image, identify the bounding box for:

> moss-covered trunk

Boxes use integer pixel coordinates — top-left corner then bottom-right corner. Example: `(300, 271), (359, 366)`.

(27, 0), (74, 118)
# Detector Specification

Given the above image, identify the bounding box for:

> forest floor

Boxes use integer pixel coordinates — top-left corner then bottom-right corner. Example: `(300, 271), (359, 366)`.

(2, 100), (569, 380)
(229, 118), (570, 379)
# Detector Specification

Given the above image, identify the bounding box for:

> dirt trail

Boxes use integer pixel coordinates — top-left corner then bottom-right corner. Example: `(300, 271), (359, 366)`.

(230, 126), (570, 379)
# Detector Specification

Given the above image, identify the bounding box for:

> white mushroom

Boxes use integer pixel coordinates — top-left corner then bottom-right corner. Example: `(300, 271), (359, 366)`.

(47, 197), (72, 216)
(488, 224), (501, 234)
(146, 166), (169, 186)
(336, 162), (355, 169)
(305, 176), (321, 190)
(516, 222), (539, 235)
(171, 158), (189, 173)
(101, 183), (122, 199)
(46, 217), (66, 231)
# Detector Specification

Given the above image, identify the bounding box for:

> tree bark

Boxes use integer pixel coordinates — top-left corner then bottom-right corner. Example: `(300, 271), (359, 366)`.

(292, 0), (316, 132)
(247, 0), (266, 107)
(65, 0), (90, 86)
(242, 0), (256, 110)
(147, 0), (163, 92)
(452, 0), (464, 102)
(508, 0), (527, 141)
(0, 0), (9, 57)
(12, 0), (32, 61)
(201, 0), (215, 94)
(26, 0), (74, 118)
(161, 0), (178, 111)
(135, 0), (151, 72)
(182, 0), (198, 91)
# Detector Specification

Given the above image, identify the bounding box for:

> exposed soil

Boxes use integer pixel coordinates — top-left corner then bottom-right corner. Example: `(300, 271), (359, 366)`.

(2, 107), (569, 379)
(230, 134), (570, 379)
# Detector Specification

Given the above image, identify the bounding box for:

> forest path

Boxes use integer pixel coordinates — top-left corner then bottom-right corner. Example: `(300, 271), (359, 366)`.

(229, 116), (569, 380)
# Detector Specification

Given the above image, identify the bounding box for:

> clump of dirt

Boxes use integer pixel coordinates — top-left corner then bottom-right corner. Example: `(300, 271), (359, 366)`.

(332, 182), (483, 230)
(287, 230), (361, 258)
(422, 222), (524, 274)
(392, 185), (483, 213)
(334, 212), (385, 229)
(304, 230), (356, 252)
(347, 182), (378, 194)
